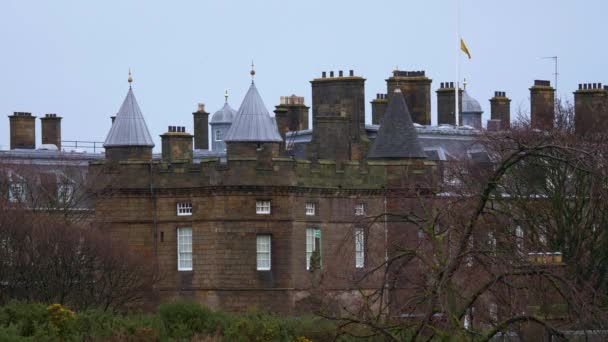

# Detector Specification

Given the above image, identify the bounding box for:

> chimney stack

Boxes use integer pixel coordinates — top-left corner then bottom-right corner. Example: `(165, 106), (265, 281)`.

(486, 119), (502, 132)
(386, 70), (432, 125)
(309, 70), (369, 160)
(192, 103), (209, 150)
(40, 113), (62, 149)
(274, 95), (309, 154)
(489, 91), (511, 130)
(574, 82), (608, 136)
(530, 80), (555, 130)
(9, 112), (36, 149)
(371, 93), (389, 125)
(161, 126), (193, 163)
(436, 82), (462, 125)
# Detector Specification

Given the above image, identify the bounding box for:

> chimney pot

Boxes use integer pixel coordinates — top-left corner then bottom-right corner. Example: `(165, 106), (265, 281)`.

(349, 70), (354, 76)
(330, 71), (334, 77)
(322, 71), (326, 78)
(338, 70), (343, 77)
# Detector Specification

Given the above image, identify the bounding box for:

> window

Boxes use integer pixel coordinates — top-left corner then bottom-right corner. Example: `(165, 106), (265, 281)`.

(515, 226), (524, 254)
(305, 202), (316, 216)
(177, 227), (192, 271)
(466, 237), (474, 267)
(354, 203), (366, 216)
(256, 200), (271, 215)
(488, 231), (496, 252)
(215, 129), (222, 141)
(306, 228), (321, 270)
(177, 202), (193, 216)
(355, 228), (365, 268)
(8, 182), (25, 203)
(256, 235), (271, 270)
(489, 303), (498, 323)
(57, 183), (74, 205)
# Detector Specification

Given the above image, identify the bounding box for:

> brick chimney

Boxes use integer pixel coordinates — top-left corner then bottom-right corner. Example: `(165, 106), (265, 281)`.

(370, 93), (388, 125)
(486, 119), (502, 132)
(309, 70), (369, 160)
(40, 113), (62, 149)
(530, 80), (555, 130)
(192, 103), (209, 150)
(489, 91), (511, 130)
(274, 95), (309, 154)
(436, 82), (462, 125)
(9, 112), (36, 149)
(574, 83), (608, 136)
(161, 126), (193, 163)
(386, 70), (432, 125)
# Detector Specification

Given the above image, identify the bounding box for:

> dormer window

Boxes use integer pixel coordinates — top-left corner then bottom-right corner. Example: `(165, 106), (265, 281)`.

(215, 130), (222, 141)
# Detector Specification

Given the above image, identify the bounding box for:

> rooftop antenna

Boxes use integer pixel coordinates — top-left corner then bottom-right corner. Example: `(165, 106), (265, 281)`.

(250, 60), (256, 83)
(541, 56), (558, 93)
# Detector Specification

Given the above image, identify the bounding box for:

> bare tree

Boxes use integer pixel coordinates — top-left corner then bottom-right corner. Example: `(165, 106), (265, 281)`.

(320, 125), (608, 341)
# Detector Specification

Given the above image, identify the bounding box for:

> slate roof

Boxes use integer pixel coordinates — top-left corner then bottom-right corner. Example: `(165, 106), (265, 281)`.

(367, 89), (426, 159)
(462, 90), (483, 113)
(210, 102), (237, 124)
(224, 82), (283, 142)
(104, 87), (155, 147)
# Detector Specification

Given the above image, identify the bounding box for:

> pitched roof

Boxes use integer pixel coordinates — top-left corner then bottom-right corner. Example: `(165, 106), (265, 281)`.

(224, 82), (283, 142)
(104, 87), (155, 147)
(210, 101), (237, 124)
(367, 89), (426, 159)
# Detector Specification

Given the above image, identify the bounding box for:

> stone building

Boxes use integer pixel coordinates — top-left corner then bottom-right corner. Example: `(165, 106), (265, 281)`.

(3, 66), (602, 322)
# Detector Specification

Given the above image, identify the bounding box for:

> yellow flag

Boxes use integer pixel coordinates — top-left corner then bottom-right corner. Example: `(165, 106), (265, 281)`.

(460, 38), (471, 59)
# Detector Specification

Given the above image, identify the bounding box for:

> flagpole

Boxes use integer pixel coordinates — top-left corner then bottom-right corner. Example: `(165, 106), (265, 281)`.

(455, 0), (461, 127)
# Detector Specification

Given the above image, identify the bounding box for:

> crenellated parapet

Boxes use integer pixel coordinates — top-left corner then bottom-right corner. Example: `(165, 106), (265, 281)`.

(91, 156), (437, 194)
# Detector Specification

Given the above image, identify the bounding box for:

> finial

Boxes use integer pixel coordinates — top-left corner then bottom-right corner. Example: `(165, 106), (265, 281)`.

(463, 78), (467, 90)
(250, 60), (256, 82)
(224, 90), (229, 103)
(127, 68), (133, 88)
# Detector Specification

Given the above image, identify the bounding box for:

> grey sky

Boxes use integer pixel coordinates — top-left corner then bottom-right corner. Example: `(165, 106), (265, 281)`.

(1, 0), (606, 150)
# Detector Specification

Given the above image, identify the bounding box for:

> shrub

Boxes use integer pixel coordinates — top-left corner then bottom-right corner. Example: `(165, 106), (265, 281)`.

(158, 300), (230, 339)
(0, 301), (48, 338)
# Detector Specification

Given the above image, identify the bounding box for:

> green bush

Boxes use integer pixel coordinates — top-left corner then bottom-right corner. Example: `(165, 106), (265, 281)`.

(0, 301), (48, 338)
(158, 300), (231, 340)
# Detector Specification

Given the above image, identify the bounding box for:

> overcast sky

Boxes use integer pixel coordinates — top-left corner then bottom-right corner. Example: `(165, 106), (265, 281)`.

(1, 0), (606, 151)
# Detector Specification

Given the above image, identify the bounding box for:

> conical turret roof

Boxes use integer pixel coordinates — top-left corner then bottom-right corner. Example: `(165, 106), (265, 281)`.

(368, 89), (426, 159)
(224, 82), (283, 142)
(104, 87), (155, 147)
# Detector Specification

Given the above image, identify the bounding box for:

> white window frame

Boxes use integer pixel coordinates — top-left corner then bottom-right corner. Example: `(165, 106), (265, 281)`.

(256, 200), (271, 215)
(215, 129), (222, 141)
(355, 227), (365, 268)
(177, 202), (193, 216)
(256, 235), (271, 271)
(177, 227), (193, 271)
(57, 182), (74, 205)
(354, 203), (366, 216)
(305, 202), (316, 216)
(515, 226), (524, 255)
(8, 182), (26, 203)
(306, 228), (321, 270)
